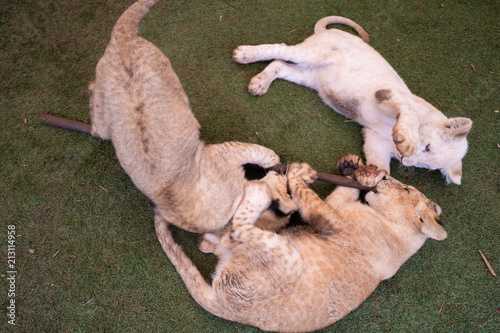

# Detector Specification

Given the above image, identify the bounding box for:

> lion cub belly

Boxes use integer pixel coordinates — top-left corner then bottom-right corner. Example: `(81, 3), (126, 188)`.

(215, 233), (379, 331)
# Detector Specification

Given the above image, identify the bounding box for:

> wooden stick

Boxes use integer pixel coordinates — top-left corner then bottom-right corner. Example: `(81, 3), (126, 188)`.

(438, 300), (445, 314)
(38, 114), (374, 191)
(478, 249), (497, 277)
(38, 114), (91, 134)
(54, 311), (65, 321)
(268, 164), (373, 191)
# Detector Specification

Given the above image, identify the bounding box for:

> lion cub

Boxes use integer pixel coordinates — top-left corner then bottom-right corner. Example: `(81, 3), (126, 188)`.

(89, 0), (280, 233)
(154, 155), (446, 332)
(233, 16), (472, 185)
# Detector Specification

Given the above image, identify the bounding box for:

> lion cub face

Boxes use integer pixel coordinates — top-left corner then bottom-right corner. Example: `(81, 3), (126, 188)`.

(401, 117), (472, 185)
(365, 176), (447, 241)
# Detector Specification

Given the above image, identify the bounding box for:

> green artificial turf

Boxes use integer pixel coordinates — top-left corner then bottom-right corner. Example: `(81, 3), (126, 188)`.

(1, 0), (499, 331)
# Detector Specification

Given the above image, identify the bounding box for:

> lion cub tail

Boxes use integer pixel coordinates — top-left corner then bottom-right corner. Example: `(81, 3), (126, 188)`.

(154, 215), (225, 318)
(314, 16), (369, 43)
(111, 0), (161, 42)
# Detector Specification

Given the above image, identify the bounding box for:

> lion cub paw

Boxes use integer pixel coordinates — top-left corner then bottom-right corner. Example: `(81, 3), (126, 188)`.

(258, 150), (280, 169)
(233, 45), (260, 64)
(338, 154), (386, 187)
(337, 154), (363, 178)
(248, 72), (273, 96)
(198, 233), (220, 254)
(287, 163), (317, 185)
(355, 164), (387, 187)
(392, 126), (418, 157)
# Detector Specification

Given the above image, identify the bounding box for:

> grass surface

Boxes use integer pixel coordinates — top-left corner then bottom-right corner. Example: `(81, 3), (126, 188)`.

(1, 0), (499, 331)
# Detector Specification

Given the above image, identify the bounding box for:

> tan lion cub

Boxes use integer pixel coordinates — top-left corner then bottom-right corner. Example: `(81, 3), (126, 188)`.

(233, 16), (472, 185)
(89, 0), (280, 233)
(155, 155), (447, 332)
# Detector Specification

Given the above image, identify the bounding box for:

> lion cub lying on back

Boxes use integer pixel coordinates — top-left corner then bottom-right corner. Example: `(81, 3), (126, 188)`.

(233, 16), (472, 185)
(155, 155), (447, 332)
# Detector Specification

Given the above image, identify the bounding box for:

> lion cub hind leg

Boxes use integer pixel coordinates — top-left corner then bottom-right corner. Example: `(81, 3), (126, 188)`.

(88, 80), (111, 139)
(234, 43), (331, 67)
(248, 60), (319, 96)
(233, 44), (286, 64)
(199, 233), (235, 271)
(215, 141), (280, 170)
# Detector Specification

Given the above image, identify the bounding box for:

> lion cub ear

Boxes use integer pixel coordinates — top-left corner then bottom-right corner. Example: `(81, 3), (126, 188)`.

(418, 203), (447, 241)
(445, 117), (473, 140)
(442, 161), (463, 185)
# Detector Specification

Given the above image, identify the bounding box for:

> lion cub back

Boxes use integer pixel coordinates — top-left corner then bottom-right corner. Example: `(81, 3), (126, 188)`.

(89, 0), (202, 197)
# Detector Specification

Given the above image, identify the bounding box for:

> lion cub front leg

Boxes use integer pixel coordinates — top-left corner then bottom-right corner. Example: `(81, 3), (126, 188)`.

(325, 154), (386, 207)
(323, 155), (385, 210)
(199, 182), (273, 262)
(226, 178), (294, 246)
(392, 113), (420, 157)
(229, 181), (273, 240)
(287, 163), (336, 222)
(376, 91), (420, 157)
(224, 180), (301, 270)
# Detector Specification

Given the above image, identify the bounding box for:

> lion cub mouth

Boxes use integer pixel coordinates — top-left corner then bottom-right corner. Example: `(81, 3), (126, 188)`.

(365, 176), (389, 196)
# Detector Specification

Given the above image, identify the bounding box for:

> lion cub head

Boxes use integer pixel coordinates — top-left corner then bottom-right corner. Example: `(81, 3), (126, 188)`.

(401, 117), (472, 185)
(365, 176), (447, 241)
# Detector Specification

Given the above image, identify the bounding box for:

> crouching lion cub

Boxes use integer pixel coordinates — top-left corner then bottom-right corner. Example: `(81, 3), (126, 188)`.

(89, 0), (280, 233)
(154, 154), (447, 332)
(233, 16), (472, 185)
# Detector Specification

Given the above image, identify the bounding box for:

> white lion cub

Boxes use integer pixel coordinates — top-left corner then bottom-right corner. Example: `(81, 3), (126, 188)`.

(233, 16), (472, 185)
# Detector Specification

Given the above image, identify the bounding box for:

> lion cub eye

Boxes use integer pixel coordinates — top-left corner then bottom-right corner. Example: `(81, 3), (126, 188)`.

(423, 144), (431, 152)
